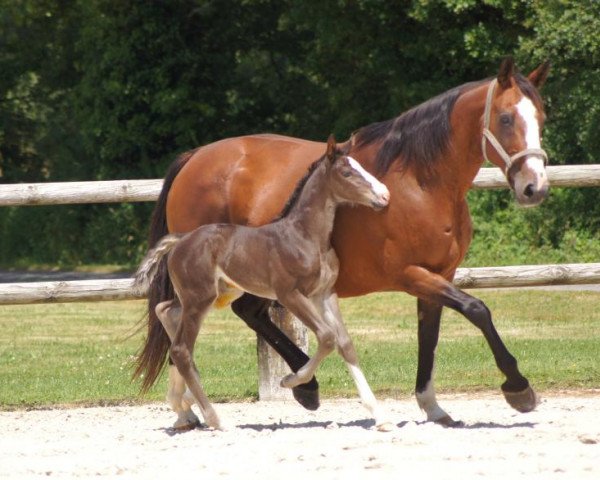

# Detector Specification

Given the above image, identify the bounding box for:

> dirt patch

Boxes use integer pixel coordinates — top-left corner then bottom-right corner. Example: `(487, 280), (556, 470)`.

(1, 392), (599, 479)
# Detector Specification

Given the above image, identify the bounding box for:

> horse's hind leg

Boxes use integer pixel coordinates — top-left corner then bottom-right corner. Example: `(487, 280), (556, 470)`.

(231, 294), (320, 410)
(155, 300), (200, 430)
(325, 294), (394, 432)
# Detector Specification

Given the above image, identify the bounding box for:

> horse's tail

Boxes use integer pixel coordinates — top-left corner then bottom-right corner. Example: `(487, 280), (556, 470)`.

(132, 234), (183, 295)
(133, 148), (197, 393)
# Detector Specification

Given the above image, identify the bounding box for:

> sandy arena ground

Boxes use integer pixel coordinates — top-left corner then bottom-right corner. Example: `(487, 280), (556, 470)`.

(1, 392), (599, 479)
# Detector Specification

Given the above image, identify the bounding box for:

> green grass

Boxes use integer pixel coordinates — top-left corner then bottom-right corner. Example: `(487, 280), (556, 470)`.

(0, 290), (599, 408)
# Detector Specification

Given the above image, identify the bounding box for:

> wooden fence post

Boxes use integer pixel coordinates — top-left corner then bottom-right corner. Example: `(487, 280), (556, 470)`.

(257, 303), (308, 401)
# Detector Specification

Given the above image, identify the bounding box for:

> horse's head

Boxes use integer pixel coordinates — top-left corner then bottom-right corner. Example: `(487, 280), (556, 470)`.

(325, 134), (390, 210)
(482, 57), (551, 206)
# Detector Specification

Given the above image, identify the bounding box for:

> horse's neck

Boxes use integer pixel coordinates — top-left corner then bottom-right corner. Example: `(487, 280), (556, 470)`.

(284, 163), (336, 248)
(440, 82), (489, 197)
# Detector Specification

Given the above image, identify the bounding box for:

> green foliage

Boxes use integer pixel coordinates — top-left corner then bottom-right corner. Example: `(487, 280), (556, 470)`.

(466, 189), (600, 266)
(0, 1), (598, 267)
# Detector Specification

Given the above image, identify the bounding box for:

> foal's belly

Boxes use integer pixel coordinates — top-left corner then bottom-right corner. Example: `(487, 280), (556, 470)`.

(214, 267), (277, 308)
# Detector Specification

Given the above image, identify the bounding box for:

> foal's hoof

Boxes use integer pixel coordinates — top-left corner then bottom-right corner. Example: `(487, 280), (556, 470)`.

(173, 418), (201, 431)
(375, 421), (396, 432)
(503, 385), (539, 413)
(292, 377), (320, 411)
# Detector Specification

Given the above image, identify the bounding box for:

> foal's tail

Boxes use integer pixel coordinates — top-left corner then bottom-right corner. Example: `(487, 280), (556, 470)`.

(132, 149), (197, 393)
(132, 234), (183, 295)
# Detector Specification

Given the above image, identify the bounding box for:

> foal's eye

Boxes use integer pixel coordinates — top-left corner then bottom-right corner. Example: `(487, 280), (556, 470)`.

(341, 170), (352, 178)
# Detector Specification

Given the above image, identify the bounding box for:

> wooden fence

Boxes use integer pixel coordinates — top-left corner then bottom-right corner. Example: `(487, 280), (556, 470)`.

(2, 165), (600, 304)
(2, 165), (600, 399)
(2, 165), (600, 206)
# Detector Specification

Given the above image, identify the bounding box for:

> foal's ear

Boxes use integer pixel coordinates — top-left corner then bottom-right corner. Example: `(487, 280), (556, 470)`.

(528, 61), (551, 89)
(497, 56), (515, 89)
(326, 134), (337, 163)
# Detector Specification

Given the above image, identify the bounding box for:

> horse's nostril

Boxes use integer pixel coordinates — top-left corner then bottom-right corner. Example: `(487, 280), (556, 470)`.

(524, 184), (534, 198)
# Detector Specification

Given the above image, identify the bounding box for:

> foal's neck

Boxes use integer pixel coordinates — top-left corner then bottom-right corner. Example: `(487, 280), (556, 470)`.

(284, 161), (336, 248)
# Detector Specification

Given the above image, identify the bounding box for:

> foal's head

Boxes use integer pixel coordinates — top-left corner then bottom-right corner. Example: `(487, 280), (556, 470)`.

(482, 57), (551, 206)
(325, 135), (390, 210)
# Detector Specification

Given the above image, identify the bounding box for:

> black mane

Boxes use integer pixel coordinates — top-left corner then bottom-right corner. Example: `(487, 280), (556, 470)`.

(274, 153), (326, 221)
(354, 73), (543, 178)
(354, 83), (473, 178)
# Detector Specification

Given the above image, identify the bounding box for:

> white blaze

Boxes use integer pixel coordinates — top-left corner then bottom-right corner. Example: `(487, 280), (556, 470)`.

(347, 156), (390, 197)
(516, 96), (546, 176)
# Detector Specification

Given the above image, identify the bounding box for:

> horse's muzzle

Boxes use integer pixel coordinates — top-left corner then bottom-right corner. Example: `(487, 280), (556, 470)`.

(516, 182), (549, 207)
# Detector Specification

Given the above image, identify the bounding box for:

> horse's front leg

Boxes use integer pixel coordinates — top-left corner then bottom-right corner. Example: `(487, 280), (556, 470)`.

(415, 299), (460, 426)
(324, 294), (394, 432)
(404, 266), (538, 418)
(231, 293), (320, 410)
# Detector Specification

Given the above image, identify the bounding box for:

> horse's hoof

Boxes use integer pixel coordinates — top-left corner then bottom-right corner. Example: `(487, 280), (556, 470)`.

(292, 378), (320, 411)
(503, 385), (539, 413)
(434, 415), (465, 428)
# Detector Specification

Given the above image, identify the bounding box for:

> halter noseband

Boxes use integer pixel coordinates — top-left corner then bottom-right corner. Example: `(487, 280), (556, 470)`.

(481, 79), (548, 171)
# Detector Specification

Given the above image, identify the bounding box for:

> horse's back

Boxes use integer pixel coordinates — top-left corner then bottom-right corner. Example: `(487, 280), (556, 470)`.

(166, 134), (326, 232)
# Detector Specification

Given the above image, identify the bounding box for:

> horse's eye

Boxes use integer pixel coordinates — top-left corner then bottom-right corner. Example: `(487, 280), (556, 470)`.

(341, 170), (352, 178)
(499, 114), (513, 126)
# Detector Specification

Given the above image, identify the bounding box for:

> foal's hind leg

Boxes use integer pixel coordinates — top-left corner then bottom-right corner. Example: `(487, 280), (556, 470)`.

(325, 294), (394, 432)
(155, 300), (200, 430)
(168, 293), (225, 430)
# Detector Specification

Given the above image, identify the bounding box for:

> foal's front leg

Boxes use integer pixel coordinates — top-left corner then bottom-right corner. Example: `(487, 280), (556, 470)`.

(324, 294), (394, 432)
(277, 291), (336, 389)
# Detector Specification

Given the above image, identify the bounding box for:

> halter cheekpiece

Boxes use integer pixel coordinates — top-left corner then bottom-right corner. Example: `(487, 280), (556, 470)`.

(481, 79), (548, 170)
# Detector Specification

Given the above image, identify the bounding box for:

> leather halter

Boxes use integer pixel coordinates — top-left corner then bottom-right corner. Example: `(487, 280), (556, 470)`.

(481, 79), (548, 171)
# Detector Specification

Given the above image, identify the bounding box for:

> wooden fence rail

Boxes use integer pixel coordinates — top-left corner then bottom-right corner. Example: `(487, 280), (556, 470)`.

(1, 263), (599, 305)
(2, 165), (600, 206)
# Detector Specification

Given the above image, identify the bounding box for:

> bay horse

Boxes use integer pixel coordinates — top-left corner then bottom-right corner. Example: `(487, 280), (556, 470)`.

(134, 57), (551, 428)
(133, 136), (392, 431)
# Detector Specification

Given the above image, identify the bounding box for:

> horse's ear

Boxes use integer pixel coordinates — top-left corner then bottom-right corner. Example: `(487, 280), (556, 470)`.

(497, 56), (515, 89)
(326, 134), (337, 163)
(528, 61), (551, 89)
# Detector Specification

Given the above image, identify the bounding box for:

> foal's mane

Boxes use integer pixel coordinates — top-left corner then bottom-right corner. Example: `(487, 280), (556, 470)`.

(354, 73), (543, 178)
(274, 152), (327, 221)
